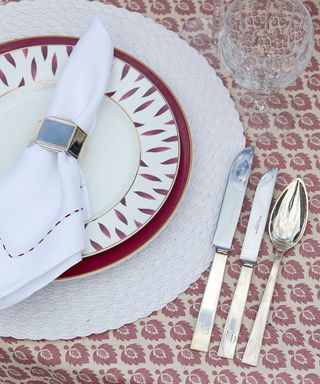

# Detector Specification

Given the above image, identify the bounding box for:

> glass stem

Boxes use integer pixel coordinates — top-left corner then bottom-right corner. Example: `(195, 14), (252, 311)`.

(254, 94), (269, 112)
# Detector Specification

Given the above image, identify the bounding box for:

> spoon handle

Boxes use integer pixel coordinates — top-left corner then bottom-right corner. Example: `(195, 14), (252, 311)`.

(242, 253), (282, 366)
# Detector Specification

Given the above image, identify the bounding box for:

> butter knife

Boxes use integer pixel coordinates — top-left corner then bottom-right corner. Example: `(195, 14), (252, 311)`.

(190, 147), (254, 352)
(218, 167), (278, 359)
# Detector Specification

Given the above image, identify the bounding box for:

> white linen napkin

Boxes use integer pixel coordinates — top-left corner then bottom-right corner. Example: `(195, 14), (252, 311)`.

(0, 17), (113, 309)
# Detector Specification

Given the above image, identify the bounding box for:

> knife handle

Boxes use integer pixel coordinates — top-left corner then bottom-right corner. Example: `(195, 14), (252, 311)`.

(242, 254), (282, 366)
(190, 249), (228, 352)
(218, 264), (254, 359)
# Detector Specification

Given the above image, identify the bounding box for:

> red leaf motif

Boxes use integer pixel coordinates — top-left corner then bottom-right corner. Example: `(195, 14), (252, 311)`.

(274, 111), (295, 130)
(0, 69), (8, 86)
(121, 197), (127, 206)
(120, 344), (145, 365)
(66, 46), (73, 56)
(142, 129), (165, 136)
(134, 122), (144, 128)
(4, 53), (16, 67)
(23, 48), (28, 57)
(90, 239), (103, 251)
(135, 220), (142, 228)
(244, 372), (267, 384)
(114, 209), (128, 225)
(12, 346), (35, 365)
(299, 374), (320, 384)
(134, 99), (155, 113)
(245, 304), (259, 320)
(76, 368), (98, 384)
(304, 173), (320, 192)
(92, 344), (117, 365)
(282, 328), (305, 346)
(299, 305), (320, 326)
(103, 368), (125, 384)
(121, 64), (130, 80)
(308, 329), (320, 350)
(154, 104), (169, 117)
(143, 86), (156, 97)
(115, 228), (126, 240)
(262, 348), (286, 369)
(162, 298), (186, 318)
(37, 344), (61, 366)
(141, 320), (165, 341)
(309, 260), (320, 280)
(140, 160), (148, 167)
(134, 191), (155, 200)
(307, 73), (320, 90)
(264, 152), (286, 168)
(0, 347), (10, 363)
(298, 113), (320, 130)
(41, 46), (48, 61)
(268, 93), (288, 109)
(119, 87), (139, 102)
(31, 58), (37, 81)
(281, 132), (303, 150)
(147, 147), (170, 152)
(135, 73), (144, 82)
(300, 238), (320, 258)
(99, 223), (110, 239)
(255, 259), (272, 279)
(65, 343), (89, 366)
(263, 324), (279, 346)
(51, 53), (58, 75)
(113, 324), (137, 341)
(153, 188), (168, 196)
(131, 368), (154, 384)
(106, 91), (116, 98)
(163, 135), (178, 142)
(248, 112), (270, 130)
(161, 157), (179, 165)
(272, 305), (295, 326)
(291, 93), (312, 110)
(281, 260), (304, 280)
(140, 173), (161, 182)
(151, 0), (171, 14)
(273, 283), (287, 303)
(139, 208), (156, 215)
(165, 173), (175, 179)
(150, 343), (174, 365)
(7, 365), (29, 380)
(157, 369), (181, 384)
(169, 320), (193, 341)
(18, 77), (25, 87)
(30, 366), (50, 377)
(271, 373), (295, 384)
(290, 283), (313, 303)
(213, 369), (238, 384)
(290, 153), (312, 171)
(165, 119), (175, 125)
(290, 349), (315, 370)
(185, 369), (210, 384)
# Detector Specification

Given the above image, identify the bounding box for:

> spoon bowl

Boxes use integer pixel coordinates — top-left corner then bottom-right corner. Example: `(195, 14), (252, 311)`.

(269, 178), (308, 253)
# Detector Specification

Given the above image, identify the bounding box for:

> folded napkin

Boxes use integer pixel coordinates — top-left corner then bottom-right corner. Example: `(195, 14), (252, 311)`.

(0, 17), (113, 309)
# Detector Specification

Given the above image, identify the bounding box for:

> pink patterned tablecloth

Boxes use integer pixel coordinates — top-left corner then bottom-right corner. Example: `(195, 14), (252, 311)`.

(0, 0), (319, 383)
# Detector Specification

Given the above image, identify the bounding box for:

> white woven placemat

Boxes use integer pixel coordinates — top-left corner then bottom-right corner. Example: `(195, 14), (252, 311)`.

(0, 0), (245, 340)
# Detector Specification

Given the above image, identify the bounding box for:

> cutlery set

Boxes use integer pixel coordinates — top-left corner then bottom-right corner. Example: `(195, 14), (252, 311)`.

(191, 147), (308, 366)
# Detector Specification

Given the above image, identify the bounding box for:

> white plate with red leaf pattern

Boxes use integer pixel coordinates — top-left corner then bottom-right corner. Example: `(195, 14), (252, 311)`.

(0, 36), (191, 278)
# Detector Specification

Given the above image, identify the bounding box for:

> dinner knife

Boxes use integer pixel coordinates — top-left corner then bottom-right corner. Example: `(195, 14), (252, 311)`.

(190, 147), (254, 352)
(217, 167), (278, 359)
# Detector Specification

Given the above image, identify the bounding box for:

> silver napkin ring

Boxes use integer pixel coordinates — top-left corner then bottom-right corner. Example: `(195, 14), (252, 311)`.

(34, 117), (87, 159)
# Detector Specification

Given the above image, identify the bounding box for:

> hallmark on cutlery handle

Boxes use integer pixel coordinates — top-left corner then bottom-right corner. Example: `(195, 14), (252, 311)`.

(190, 250), (228, 352)
(218, 265), (254, 359)
(242, 255), (282, 366)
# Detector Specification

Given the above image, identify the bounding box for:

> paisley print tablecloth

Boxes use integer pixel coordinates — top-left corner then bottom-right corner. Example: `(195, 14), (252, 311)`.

(0, 0), (319, 383)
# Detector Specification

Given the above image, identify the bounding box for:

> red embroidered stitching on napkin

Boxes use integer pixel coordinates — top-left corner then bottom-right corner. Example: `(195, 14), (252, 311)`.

(0, 207), (84, 258)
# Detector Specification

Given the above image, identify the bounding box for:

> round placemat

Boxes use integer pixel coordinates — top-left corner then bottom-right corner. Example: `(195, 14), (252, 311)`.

(0, 0), (244, 340)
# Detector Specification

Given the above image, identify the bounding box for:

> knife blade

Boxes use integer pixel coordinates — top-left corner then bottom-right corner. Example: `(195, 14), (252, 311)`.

(218, 167), (278, 359)
(190, 147), (254, 352)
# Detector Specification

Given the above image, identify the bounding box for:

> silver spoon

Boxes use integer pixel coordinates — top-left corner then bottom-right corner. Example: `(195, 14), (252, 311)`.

(242, 178), (308, 366)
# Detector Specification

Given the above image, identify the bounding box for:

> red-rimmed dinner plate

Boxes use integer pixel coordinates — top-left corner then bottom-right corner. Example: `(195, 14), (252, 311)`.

(0, 36), (191, 280)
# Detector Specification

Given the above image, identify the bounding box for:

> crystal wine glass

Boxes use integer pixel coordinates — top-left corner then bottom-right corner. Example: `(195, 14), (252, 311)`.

(219, 0), (314, 112)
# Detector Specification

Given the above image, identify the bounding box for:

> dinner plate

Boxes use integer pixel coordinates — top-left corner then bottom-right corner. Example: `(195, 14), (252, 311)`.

(0, 36), (191, 279)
